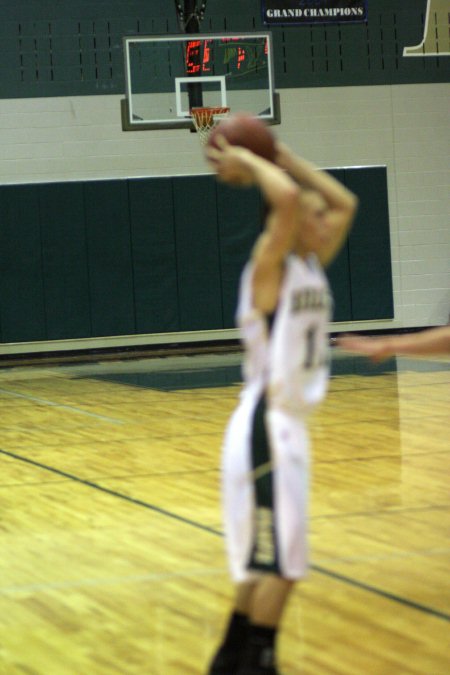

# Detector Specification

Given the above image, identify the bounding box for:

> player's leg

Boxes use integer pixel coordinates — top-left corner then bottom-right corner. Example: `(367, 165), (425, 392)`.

(237, 408), (309, 674)
(209, 400), (308, 674)
(248, 574), (294, 626)
(230, 396), (287, 674)
(208, 398), (257, 674)
(236, 575), (293, 675)
(208, 581), (255, 674)
(210, 575), (293, 675)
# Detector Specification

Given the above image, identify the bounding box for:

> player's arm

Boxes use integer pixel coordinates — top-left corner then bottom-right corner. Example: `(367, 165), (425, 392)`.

(276, 143), (358, 267)
(337, 326), (450, 361)
(206, 138), (301, 314)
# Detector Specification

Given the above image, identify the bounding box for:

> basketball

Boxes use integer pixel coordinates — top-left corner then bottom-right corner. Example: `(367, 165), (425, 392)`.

(208, 112), (276, 162)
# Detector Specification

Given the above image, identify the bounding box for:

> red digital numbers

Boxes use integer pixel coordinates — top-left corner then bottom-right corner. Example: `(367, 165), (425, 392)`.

(186, 37), (269, 75)
(237, 46), (245, 70)
(203, 39), (211, 72)
(186, 40), (202, 74)
(186, 38), (250, 74)
(186, 39), (212, 74)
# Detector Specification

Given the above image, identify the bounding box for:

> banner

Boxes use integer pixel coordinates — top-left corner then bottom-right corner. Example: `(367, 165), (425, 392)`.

(263, 1), (368, 25)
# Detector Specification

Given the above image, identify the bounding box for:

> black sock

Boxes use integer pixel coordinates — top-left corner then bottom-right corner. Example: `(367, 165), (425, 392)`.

(241, 623), (277, 669)
(209, 611), (249, 672)
(222, 611), (249, 648)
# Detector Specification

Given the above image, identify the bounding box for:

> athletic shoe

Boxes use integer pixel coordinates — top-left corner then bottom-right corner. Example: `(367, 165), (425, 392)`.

(208, 646), (240, 674)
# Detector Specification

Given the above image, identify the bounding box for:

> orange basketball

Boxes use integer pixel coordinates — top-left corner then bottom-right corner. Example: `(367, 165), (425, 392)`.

(208, 112), (276, 162)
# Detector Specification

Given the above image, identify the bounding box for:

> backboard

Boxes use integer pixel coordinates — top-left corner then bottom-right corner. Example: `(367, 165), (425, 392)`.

(121, 32), (279, 131)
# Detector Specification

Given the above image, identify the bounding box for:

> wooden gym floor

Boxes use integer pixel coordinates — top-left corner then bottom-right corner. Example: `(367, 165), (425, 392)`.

(0, 349), (449, 675)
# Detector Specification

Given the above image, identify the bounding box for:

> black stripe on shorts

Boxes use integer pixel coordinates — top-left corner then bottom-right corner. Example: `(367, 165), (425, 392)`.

(247, 393), (280, 575)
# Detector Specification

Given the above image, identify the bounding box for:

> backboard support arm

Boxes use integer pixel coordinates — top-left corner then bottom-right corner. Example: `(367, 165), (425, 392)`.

(180, 1), (208, 112)
(174, 0), (208, 32)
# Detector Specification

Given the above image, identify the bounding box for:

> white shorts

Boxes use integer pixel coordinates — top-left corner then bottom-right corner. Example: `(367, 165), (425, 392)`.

(222, 392), (310, 583)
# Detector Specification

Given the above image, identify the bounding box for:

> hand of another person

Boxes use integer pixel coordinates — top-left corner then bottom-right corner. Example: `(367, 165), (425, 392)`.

(337, 334), (392, 362)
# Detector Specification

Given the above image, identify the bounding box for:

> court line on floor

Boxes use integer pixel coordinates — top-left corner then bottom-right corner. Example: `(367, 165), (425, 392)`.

(315, 547), (450, 563)
(312, 565), (450, 621)
(0, 448), (218, 536)
(1, 447), (449, 623)
(0, 387), (124, 424)
(312, 503), (450, 520)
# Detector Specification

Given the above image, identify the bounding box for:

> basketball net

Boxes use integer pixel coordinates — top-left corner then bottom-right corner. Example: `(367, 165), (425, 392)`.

(191, 106), (230, 145)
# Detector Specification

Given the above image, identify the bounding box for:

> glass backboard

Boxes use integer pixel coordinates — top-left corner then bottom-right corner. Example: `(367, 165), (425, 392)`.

(122, 32), (279, 131)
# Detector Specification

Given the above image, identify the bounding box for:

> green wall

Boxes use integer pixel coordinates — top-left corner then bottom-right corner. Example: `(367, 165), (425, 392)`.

(0, 168), (393, 344)
(0, 0), (448, 99)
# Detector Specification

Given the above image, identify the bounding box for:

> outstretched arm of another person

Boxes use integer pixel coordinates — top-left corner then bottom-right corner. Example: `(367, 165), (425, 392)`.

(276, 143), (358, 266)
(337, 326), (450, 361)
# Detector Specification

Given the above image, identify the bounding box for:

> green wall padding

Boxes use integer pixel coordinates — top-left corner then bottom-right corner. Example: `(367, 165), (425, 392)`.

(347, 167), (394, 320)
(84, 180), (136, 337)
(39, 182), (91, 339)
(172, 175), (223, 331)
(0, 185), (46, 342)
(327, 240), (352, 322)
(129, 178), (179, 334)
(0, 167), (393, 345)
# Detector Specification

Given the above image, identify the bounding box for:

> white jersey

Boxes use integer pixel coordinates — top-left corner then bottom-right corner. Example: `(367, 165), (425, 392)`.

(237, 253), (332, 416)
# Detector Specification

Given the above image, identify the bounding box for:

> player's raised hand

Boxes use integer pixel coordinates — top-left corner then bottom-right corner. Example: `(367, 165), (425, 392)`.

(205, 135), (256, 186)
(274, 141), (297, 171)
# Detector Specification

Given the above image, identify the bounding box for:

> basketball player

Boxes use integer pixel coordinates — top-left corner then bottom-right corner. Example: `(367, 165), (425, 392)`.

(206, 137), (358, 675)
(338, 325), (450, 361)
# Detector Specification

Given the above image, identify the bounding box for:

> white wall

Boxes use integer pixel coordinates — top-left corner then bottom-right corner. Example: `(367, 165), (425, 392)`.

(0, 82), (448, 331)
